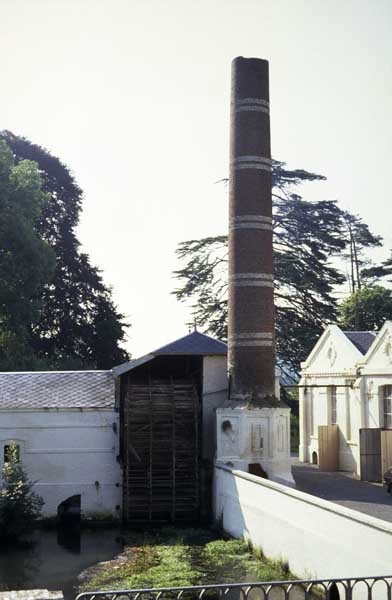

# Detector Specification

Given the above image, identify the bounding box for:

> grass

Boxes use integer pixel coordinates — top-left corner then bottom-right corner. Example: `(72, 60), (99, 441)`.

(79, 528), (295, 592)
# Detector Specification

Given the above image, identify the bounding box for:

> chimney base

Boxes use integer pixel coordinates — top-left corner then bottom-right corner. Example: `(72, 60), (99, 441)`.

(216, 406), (295, 487)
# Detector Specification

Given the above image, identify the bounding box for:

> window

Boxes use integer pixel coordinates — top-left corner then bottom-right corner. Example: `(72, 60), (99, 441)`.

(346, 391), (351, 440)
(383, 386), (392, 429)
(330, 386), (337, 425)
(4, 444), (20, 463)
(307, 388), (314, 436)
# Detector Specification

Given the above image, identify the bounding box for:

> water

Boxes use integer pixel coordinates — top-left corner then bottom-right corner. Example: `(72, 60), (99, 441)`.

(0, 527), (123, 600)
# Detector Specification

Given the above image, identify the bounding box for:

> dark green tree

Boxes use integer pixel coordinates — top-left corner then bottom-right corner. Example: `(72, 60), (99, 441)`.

(0, 131), (129, 369)
(0, 442), (44, 541)
(338, 286), (392, 331)
(362, 251), (392, 283)
(173, 161), (382, 372)
(342, 211), (382, 292)
(0, 140), (55, 370)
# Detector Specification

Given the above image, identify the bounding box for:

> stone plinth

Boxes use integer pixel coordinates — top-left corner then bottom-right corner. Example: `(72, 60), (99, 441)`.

(216, 405), (294, 486)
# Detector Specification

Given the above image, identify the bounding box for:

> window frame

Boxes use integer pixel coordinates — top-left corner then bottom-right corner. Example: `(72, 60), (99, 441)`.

(329, 386), (337, 425)
(383, 385), (392, 429)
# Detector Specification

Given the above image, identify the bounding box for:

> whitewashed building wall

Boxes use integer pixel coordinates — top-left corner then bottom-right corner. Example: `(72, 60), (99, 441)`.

(0, 371), (121, 519)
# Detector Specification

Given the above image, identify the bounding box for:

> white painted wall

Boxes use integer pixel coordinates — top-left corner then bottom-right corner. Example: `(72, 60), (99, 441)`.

(214, 465), (392, 585)
(0, 409), (121, 518)
(202, 355), (228, 460)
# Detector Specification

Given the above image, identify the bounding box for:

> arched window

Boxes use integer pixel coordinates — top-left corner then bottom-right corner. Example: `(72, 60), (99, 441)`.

(383, 386), (392, 429)
(4, 444), (20, 463)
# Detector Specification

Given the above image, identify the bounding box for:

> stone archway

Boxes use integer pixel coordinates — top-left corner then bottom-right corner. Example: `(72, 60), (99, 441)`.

(57, 494), (81, 524)
(312, 451), (318, 465)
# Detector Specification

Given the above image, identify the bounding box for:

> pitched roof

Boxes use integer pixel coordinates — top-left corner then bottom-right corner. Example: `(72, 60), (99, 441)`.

(343, 331), (377, 355)
(113, 331), (227, 376)
(154, 331), (227, 355)
(0, 371), (115, 410)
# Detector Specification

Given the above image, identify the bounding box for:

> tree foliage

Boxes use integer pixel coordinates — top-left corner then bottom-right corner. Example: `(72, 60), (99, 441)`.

(0, 131), (129, 370)
(338, 286), (392, 331)
(173, 160), (382, 372)
(362, 251), (392, 284)
(0, 140), (55, 370)
(0, 442), (44, 541)
(342, 212), (382, 292)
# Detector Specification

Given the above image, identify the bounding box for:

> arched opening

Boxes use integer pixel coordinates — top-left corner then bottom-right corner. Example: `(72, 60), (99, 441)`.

(328, 583), (340, 599)
(57, 494), (81, 524)
(57, 495), (81, 552)
(312, 451), (318, 465)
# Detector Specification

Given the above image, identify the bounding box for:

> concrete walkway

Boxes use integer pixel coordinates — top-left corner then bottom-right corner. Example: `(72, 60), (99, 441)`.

(292, 463), (392, 523)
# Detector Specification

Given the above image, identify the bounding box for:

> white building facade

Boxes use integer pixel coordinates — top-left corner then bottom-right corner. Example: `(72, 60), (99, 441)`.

(0, 371), (122, 519)
(299, 321), (392, 476)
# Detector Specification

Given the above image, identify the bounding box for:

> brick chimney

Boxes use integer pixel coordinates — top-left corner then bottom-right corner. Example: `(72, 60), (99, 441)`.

(228, 57), (275, 405)
(216, 57), (292, 485)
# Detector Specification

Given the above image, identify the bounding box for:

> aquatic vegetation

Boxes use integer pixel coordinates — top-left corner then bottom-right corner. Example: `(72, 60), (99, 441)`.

(80, 528), (294, 592)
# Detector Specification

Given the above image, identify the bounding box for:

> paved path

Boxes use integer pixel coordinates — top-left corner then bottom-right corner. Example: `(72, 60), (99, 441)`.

(292, 463), (392, 523)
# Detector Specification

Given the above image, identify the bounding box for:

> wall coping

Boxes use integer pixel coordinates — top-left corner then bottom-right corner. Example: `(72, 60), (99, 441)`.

(215, 464), (392, 535)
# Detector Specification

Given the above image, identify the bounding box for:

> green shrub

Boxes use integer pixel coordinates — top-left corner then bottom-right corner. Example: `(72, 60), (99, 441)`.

(0, 441), (44, 540)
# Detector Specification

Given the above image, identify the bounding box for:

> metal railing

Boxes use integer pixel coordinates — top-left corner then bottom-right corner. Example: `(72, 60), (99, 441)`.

(75, 576), (392, 600)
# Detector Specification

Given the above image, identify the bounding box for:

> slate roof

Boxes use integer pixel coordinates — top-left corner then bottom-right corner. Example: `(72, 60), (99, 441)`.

(113, 331), (284, 379)
(154, 331), (227, 355)
(0, 371), (115, 410)
(343, 331), (377, 355)
(113, 331), (227, 376)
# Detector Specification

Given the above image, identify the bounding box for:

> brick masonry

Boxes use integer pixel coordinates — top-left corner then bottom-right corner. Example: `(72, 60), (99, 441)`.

(228, 57), (276, 403)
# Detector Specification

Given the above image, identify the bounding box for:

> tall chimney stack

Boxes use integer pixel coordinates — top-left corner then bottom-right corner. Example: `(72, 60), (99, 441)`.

(216, 57), (292, 485)
(228, 57), (275, 404)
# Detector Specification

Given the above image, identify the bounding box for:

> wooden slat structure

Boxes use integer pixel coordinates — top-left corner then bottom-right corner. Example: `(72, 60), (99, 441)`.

(318, 425), (339, 471)
(123, 378), (200, 523)
(381, 430), (392, 477)
(360, 428), (382, 482)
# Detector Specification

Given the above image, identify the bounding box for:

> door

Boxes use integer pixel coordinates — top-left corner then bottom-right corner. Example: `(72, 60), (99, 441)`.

(318, 425), (339, 471)
(381, 429), (392, 477)
(360, 428), (381, 482)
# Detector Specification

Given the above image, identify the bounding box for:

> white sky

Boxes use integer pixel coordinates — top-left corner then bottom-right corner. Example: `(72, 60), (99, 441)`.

(1, 0), (391, 357)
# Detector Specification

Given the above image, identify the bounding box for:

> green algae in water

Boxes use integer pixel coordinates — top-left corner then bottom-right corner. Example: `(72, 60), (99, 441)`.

(80, 529), (295, 592)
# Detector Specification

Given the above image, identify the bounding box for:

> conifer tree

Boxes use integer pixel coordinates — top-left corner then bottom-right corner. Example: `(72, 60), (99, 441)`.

(0, 139), (55, 370)
(0, 131), (129, 369)
(173, 161), (381, 372)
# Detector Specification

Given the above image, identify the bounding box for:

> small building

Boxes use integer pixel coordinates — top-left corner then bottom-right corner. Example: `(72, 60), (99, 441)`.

(0, 330), (284, 522)
(0, 331), (228, 523)
(299, 321), (392, 479)
(114, 330), (228, 524)
(0, 370), (121, 519)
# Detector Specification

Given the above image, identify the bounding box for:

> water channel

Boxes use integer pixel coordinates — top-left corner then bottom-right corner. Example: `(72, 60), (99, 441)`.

(0, 527), (123, 600)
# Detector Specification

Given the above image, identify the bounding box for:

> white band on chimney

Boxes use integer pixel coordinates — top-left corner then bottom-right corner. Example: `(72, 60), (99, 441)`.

(230, 340), (274, 347)
(232, 280), (274, 288)
(234, 163), (272, 172)
(231, 215), (272, 224)
(230, 273), (273, 281)
(230, 222), (273, 231)
(233, 156), (272, 166)
(236, 98), (269, 108)
(236, 105), (269, 115)
(230, 332), (273, 340)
